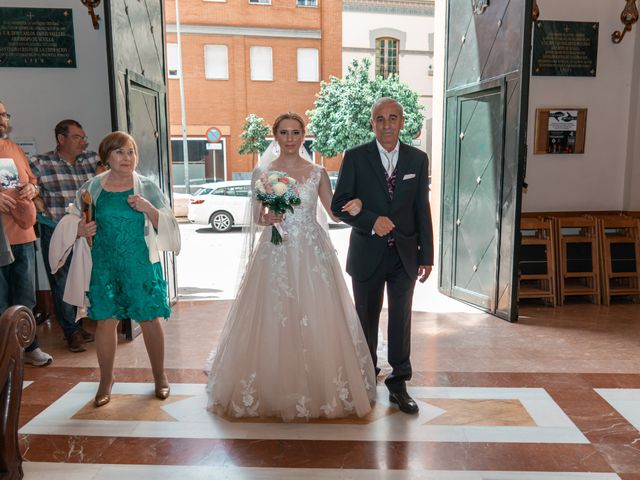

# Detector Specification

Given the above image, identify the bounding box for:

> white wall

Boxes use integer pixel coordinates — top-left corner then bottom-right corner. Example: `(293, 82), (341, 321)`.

(624, 21), (640, 211)
(523, 0), (638, 212)
(0, 1), (111, 156)
(342, 11), (434, 94)
(342, 10), (434, 154)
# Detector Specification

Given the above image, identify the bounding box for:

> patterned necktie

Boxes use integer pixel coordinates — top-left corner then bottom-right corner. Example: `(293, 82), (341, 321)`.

(384, 166), (397, 248)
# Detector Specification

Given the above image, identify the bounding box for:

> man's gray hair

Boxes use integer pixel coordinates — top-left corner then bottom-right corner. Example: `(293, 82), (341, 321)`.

(370, 97), (404, 119)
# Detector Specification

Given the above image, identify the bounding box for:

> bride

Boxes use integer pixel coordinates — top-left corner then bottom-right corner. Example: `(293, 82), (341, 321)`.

(206, 112), (376, 421)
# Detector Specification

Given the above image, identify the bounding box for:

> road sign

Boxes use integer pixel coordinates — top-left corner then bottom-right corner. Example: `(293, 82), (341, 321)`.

(206, 127), (222, 143)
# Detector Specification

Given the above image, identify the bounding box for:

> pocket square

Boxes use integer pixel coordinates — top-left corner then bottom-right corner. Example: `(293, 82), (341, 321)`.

(403, 173), (416, 180)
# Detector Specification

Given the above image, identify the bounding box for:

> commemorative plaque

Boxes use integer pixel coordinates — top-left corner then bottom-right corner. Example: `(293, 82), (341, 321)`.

(532, 20), (598, 77)
(0, 7), (77, 68)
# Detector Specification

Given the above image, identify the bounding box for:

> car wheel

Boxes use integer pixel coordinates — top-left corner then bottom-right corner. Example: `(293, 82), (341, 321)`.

(210, 211), (233, 232)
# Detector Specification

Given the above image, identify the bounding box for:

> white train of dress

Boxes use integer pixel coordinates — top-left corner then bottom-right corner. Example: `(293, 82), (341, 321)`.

(206, 166), (376, 421)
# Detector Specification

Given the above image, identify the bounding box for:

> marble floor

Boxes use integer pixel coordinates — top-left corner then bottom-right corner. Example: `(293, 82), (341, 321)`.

(19, 294), (640, 479)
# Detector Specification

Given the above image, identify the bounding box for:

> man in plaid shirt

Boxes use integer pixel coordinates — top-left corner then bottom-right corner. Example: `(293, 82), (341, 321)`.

(30, 119), (102, 352)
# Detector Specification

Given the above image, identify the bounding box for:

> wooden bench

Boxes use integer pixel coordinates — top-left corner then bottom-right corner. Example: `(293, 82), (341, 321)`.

(0, 306), (36, 480)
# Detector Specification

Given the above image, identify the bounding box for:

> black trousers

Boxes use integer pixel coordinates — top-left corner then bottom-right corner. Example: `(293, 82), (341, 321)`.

(352, 246), (415, 393)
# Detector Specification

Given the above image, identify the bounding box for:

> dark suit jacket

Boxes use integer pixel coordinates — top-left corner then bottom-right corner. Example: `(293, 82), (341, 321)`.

(331, 139), (434, 282)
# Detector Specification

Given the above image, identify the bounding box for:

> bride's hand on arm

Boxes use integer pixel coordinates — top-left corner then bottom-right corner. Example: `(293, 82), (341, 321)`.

(318, 169), (340, 223)
(342, 198), (362, 216)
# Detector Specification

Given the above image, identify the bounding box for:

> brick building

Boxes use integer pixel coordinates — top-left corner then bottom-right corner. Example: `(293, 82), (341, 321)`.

(164, 0), (343, 189)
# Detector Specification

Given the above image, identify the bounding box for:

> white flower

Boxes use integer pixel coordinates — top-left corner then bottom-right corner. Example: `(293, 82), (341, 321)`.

(296, 396), (310, 418)
(255, 181), (266, 193)
(231, 401), (244, 417)
(339, 387), (350, 401)
(320, 398), (337, 416)
(273, 182), (287, 196)
(268, 173), (280, 183)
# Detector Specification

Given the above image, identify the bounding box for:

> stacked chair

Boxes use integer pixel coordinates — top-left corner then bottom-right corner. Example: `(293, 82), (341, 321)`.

(595, 215), (640, 306)
(518, 216), (557, 305)
(554, 215), (601, 306)
(518, 212), (640, 307)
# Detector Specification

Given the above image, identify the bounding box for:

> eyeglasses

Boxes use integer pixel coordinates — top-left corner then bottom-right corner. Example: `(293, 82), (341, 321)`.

(0, 112), (11, 119)
(64, 134), (89, 142)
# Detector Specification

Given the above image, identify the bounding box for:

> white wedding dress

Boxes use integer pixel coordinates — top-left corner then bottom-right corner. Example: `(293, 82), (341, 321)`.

(206, 165), (376, 421)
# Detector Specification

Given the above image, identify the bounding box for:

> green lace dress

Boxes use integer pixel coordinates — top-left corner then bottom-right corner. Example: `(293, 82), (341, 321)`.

(87, 188), (171, 322)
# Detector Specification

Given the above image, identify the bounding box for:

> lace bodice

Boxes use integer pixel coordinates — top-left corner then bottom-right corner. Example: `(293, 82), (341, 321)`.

(268, 165), (324, 244)
(282, 165), (321, 223)
(254, 164), (331, 286)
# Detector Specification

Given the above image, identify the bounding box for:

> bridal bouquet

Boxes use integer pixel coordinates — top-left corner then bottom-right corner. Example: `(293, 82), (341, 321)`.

(255, 171), (301, 245)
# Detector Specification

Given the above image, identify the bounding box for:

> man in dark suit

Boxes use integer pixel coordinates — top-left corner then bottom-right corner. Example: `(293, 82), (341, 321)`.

(331, 97), (433, 414)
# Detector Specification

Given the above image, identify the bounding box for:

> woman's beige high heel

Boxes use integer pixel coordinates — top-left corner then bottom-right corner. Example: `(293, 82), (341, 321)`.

(94, 381), (114, 407)
(155, 382), (170, 400)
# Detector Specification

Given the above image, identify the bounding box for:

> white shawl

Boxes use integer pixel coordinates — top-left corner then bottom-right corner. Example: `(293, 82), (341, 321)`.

(48, 205), (92, 309)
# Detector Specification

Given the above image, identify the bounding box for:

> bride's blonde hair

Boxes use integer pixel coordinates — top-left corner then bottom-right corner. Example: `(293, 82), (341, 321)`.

(272, 112), (306, 136)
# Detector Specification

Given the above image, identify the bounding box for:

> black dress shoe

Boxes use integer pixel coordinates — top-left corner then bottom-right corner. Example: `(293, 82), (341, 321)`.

(389, 390), (419, 414)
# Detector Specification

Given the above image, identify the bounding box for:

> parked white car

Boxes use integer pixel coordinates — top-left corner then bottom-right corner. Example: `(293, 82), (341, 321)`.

(187, 177), (345, 232)
(187, 180), (251, 232)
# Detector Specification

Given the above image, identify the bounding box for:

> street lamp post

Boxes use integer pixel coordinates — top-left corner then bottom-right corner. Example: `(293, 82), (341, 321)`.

(175, 0), (190, 194)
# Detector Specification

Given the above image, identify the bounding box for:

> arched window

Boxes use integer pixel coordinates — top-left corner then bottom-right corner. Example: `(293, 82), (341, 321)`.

(375, 37), (399, 78)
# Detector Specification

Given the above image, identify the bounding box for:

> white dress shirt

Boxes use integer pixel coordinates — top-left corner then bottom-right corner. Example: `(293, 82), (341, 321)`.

(376, 139), (400, 175)
(372, 140), (400, 235)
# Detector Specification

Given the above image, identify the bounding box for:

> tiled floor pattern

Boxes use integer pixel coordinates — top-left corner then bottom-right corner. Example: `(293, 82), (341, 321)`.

(21, 384), (587, 443)
(17, 298), (640, 477)
(18, 368), (640, 478)
(595, 389), (640, 432)
(22, 463), (625, 480)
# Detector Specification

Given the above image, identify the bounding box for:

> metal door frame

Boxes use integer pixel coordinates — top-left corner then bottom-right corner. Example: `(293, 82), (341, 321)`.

(447, 78), (507, 311)
(439, 0), (533, 321)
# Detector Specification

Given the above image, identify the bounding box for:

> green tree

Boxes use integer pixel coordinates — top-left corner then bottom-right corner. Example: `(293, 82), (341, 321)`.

(307, 58), (424, 158)
(238, 114), (271, 167)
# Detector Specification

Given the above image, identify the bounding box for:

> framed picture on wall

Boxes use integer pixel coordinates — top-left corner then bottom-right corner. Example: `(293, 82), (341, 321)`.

(534, 108), (587, 154)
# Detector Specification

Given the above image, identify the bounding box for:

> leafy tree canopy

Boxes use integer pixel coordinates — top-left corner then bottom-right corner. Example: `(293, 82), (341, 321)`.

(238, 114), (271, 157)
(307, 58), (425, 158)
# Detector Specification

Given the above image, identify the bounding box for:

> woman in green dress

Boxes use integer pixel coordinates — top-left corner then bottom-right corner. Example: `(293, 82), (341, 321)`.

(77, 131), (181, 407)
